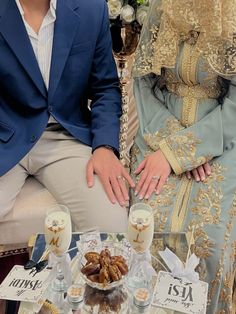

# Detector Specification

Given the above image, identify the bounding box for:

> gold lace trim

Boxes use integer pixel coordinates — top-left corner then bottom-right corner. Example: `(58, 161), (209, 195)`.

(143, 118), (184, 152)
(188, 162), (225, 258)
(209, 189), (236, 309)
(168, 42), (200, 231)
(181, 97), (198, 128)
(159, 139), (183, 175)
(133, 0), (236, 77)
(170, 177), (193, 232)
(161, 132), (212, 174)
(166, 82), (221, 100)
(181, 42), (200, 86)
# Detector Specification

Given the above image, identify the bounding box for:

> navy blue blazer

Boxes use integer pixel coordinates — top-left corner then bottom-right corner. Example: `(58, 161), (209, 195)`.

(0, 0), (121, 176)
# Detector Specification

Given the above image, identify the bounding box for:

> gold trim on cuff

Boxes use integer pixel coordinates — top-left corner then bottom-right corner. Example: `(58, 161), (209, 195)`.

(159, 139), (183, 175)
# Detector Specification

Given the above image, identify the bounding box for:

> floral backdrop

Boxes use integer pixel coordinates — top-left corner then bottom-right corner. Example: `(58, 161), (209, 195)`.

(107, 0), (150, 26)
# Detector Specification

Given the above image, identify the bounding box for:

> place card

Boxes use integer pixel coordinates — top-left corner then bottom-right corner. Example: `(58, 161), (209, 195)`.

(0, 265), (51, 303)
(152, 271), (208, 314)
(77, 230), (102, 252)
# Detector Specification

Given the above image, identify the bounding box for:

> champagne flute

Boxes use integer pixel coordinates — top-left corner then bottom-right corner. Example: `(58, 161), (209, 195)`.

(127, 203), (154, 253)
(45, 204), (72, 295)
(127, 203), (155, 290)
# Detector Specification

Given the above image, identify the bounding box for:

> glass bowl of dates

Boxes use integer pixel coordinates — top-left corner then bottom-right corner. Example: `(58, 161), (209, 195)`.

(79, 243), (131, 290)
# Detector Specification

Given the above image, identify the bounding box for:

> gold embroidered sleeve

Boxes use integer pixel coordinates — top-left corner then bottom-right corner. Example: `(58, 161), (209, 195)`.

(143, 118), (184, 152)
(159, 132), (212, 175)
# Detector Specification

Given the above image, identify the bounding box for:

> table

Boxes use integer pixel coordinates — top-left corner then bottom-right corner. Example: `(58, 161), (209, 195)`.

(18, 232), (190, 313)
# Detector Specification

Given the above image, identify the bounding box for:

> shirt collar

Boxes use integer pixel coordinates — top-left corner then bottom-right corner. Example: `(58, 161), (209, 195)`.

(50, 0), (57, 19)
(15, 0), (24, 16)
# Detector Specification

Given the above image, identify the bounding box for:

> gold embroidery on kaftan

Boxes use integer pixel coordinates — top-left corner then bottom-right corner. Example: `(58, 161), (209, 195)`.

(164, 132), (212, 172)
(209, 192), (236, 312)
(143, 118), (184, 152)
(191, 163), (225, 225)
(186, 163), (225, 281)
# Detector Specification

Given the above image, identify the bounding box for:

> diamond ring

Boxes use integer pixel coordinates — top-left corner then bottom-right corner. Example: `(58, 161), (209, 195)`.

(151, 175), (160, 181)
(117, 175), (125, 181)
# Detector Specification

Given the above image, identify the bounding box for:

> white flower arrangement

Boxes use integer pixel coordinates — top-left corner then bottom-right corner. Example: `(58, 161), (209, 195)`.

(107, 0), (150, 26)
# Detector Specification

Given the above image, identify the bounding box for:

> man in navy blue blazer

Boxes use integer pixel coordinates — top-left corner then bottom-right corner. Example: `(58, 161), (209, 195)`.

(0, 0), (134, 232)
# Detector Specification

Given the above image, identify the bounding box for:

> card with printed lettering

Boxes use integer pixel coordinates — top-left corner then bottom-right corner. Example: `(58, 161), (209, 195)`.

(78, 231), (102, 252)
(152, 271), (208, 314)
(0, 265), (51, 302)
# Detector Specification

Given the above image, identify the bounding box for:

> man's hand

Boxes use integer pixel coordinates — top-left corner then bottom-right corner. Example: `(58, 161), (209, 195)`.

(186, 162), (211, 182)
(86, 147), (135, 207)
(134, 150), (171, 200)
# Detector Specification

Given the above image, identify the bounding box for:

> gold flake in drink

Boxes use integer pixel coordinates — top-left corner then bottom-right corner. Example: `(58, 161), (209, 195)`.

(45, 210), (72, 256)
(128, 205), (154, 253)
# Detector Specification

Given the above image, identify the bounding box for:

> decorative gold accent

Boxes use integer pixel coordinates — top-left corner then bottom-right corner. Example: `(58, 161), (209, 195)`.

(130, 143), (140, 184)
(143, 118), (184, 152)
(166, 80), (221, 99)
(192, 163), (225, 225)
(133, 0), (236, 77)
(181, 42), (198, 86)
(146, 174), (178, 233)
(42, 301), (59, 314)
(160, 132), (212, 174)
(167, 41), (219, 127)
(181, 97), (198, 128)
(48, 226), (64, 233)
(208, 190), (236, 311)
(116, 25), (139, 166)
(170, 177), (192, 232)
(28, 234), (37, 258)
(159, 139), (183, 175)
(49, 237), (60, 248)
(171, 176), (193, 232)
(180, 41), (198, 127)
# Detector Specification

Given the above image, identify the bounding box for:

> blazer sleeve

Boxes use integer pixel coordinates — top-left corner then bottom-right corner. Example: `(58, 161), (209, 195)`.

(159, 77), (236, 175)
(89, 1), (122, 154)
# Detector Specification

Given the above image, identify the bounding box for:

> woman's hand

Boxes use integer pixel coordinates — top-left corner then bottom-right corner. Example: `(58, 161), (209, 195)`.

(186, 162), (211, 182)
(134, 150), (171, 200)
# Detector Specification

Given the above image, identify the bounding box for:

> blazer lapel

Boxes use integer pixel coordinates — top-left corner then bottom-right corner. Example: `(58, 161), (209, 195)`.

(0, 0), (47, 98)
(48, 0), (80, 104)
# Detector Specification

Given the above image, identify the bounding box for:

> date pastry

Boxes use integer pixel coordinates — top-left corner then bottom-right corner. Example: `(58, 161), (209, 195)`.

(111, 255), (126, 264)
(81, 248), (128, 285)
(99, 249), (111, 267)
(108, 264), (122, 282)
(81, 262), (100, 276)
(87, 274), (100, 283)
(84, 252), (100, 263)
(113, 260), (128, 275)
(99, 266), (110, 284)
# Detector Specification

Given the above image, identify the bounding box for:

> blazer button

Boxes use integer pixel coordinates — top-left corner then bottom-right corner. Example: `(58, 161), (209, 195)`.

(30, 135), (37, 143)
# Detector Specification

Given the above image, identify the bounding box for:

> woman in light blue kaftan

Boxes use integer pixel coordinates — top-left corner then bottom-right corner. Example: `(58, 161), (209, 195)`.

(130, 0), (236, 313)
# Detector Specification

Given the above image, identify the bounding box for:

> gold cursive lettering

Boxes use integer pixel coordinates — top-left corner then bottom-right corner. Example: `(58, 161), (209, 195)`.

(49, 237), (60, 247)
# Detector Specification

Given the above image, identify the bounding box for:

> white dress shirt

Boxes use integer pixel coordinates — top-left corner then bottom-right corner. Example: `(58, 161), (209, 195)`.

(15, 0), (57, 123)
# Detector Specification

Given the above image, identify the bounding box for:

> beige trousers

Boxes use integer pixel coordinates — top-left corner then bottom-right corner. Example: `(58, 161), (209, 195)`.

(0, 127), (128, 232)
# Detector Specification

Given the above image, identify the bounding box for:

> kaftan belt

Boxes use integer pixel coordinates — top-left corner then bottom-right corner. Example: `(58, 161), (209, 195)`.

(166, 82), (221, 99)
